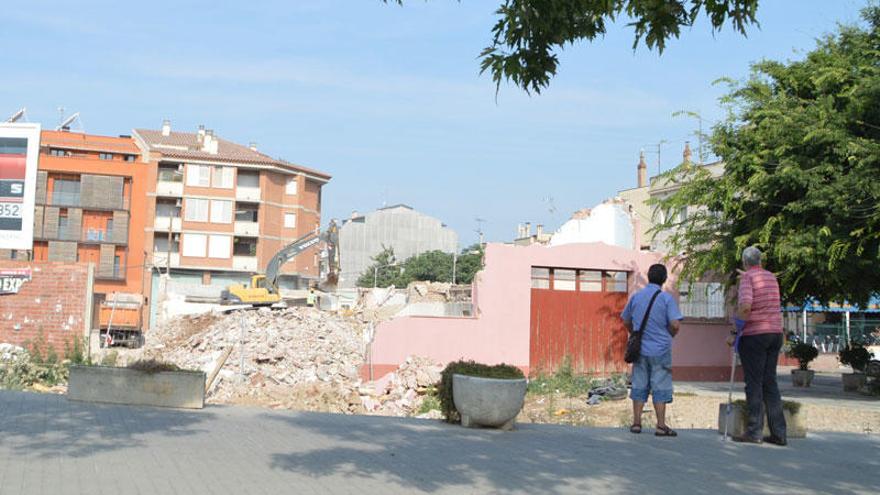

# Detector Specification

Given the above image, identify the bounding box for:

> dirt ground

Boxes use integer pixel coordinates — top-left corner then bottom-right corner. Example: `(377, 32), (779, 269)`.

(520, 392), (880, 434)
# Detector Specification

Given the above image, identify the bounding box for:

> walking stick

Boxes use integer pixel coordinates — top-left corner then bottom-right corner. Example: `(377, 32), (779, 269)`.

(723, 347), (737, 441)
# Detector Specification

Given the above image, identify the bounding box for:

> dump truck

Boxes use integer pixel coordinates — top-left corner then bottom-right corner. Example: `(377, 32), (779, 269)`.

(99, 293), (144, 347)
(220, 221), (339, 307)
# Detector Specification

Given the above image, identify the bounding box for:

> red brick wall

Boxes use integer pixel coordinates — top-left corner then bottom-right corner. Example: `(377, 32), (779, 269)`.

(0, 261), (92, 355)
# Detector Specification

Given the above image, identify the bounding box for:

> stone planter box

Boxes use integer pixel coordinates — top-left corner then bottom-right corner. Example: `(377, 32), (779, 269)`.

(791, 369), (815, 387)
(68, 365), (206, 409)
(452, 374), (527, 430)
(717, 403), (806, 439)
(842, 373), (867, 392)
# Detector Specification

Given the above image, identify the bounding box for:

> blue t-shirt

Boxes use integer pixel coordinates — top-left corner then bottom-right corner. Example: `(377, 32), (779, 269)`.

(620, 283), (683, 357)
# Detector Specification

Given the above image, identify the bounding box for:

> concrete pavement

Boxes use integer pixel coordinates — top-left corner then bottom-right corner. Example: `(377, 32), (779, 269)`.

(0, 390), (877, 494)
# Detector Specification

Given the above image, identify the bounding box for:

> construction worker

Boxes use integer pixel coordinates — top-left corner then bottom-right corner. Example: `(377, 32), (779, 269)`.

(306, 286), (316, 308)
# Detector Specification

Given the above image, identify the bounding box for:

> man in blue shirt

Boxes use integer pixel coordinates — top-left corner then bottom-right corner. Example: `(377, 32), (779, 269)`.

(620, 264), (683, 437)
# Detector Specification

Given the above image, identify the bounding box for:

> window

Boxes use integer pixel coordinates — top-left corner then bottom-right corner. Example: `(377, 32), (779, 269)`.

(237, 171), (259, 188)
(184, 198), (209, 222)
(233, 238), (258, 256)
(605, 271), (628, 292)
(182, 233), (207, 257)
(284, 212), (297, 228)
(212, 166), (234, 189)
(155, 200), (181, 218)
(554, 269), (576, 291)
(208, 235), (231, 259)
(124, 155), (136, 163)
(235, 205), (258, 222)
(49, 148), (67, 157)
(99, 153), (114, 161)
(113, 255), (121, 277)
(286, 177), (298, 195)
(186, 164), (211, 187)
(52, 179), (81, 205)
(531, 267), (550, 289)
(58, 215), (69, 238)
(210, 200), (233, 223)
(578, 270), (603, 292)
(680, 282), (725, 318)
(106, 218), (114, 234)
(154, 236), (180, 253)
(158, 165), (183, 182)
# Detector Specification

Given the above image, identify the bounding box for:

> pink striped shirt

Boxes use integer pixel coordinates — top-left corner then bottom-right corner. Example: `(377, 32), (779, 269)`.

(738, 266), (783, 336)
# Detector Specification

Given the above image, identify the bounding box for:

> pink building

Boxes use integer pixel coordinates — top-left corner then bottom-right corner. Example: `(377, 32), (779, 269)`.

(366, 242), (738, 382)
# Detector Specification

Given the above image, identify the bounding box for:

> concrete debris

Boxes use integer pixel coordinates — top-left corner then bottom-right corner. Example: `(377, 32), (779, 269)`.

(360, 355), (443, 417)
(147, 308), (443, 418)
(0, 343), (26, 362)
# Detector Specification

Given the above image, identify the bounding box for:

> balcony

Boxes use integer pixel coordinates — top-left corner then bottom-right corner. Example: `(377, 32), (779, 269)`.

(232, 255), (258, 272)
(156, 180), (183, 197)
(234, 221), (259, 236)
(152, 252), (180, 268)
(154, 216), (182, 231)
(235, 186), (261, 202)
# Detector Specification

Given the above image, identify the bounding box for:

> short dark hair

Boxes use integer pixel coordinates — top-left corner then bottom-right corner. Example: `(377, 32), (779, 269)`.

(648, 264), (667, 286)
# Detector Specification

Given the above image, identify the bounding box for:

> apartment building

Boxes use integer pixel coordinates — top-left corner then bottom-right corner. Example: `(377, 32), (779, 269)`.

(133, 121), (330, 318)
(0, 129), (151, 331)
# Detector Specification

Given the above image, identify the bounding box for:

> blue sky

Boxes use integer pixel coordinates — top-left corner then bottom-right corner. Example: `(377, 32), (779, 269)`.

(0, 0), (868, 245)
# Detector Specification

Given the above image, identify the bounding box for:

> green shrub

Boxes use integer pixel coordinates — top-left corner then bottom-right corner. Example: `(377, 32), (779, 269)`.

(786, 343), (819, 371)
(839, 344), (871, 373)
(64, 337), (89, 365)
(101, 350), (119, 367)
(417, 391), (441, 415)
(438, 360), (524, 423)
(126, 359), (181, 373)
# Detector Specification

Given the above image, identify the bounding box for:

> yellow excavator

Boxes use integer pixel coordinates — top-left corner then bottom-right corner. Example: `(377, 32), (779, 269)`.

(220, 221), (339, 306)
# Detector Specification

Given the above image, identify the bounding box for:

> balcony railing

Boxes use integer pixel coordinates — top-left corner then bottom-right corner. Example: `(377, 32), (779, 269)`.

(45, 194), (130, 211)
(158, 170), (184, 182)
(235, 186), (261, 202)
(154, 216), (182, 231)
(234, 221), (259, 236)
(156, 180), (183, 197)
(36, 229), (127, 245)
(232, 255), (258, 272)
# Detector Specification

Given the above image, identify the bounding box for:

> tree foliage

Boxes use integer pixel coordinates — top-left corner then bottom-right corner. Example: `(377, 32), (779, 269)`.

(386, 1), (759, 94)
(653, 6), (880, 306)
(356, 244), (484, 288)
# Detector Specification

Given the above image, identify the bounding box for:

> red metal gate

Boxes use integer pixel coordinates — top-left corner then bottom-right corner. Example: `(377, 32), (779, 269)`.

(529, 267), (629, 375)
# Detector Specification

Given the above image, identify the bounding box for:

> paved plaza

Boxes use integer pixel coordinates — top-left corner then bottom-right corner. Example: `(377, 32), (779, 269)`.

(0, 390), (877, 494)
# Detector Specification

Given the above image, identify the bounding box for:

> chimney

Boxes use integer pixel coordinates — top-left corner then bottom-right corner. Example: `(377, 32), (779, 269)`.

(202, 129), (219, 154)
(249, 142), (258, 152)
(525, 222), (532, 237)
(683, 141), (692, 164)
(637, 149), (648, 188)
(197, 125), (206, 144)
(351, 210), (359, 219)
(161, 119), (171, 136)
(536, 224), (544, 236)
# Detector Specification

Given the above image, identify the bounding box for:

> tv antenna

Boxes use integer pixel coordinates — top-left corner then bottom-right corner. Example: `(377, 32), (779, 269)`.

(5, 108), (26, 123)
(642, 139), (668, 174)
(542, 195), (558, 215)
(474, 217), (486, 245)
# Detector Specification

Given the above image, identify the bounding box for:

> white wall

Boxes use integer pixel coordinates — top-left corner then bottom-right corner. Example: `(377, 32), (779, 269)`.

(549, 202), (634, 249)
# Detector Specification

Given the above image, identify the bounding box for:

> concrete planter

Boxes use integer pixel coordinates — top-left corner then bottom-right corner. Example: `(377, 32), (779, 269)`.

(791, 369), (815, 387)
(68, 365), (206, 409)
(452, 374), (527, 430)
(717, 403), (806, 439)
(842, 373), (867, 392)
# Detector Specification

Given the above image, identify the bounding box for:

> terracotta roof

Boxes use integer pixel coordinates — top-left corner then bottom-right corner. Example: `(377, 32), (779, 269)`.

(134, 128), (331, 180)
(41, 130), (140, 154)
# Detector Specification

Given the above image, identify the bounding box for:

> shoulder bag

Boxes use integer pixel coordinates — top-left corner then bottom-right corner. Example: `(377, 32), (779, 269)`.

(624, 289), (662, 364)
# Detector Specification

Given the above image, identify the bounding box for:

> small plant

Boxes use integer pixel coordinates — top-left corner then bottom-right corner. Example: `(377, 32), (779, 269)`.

(63, 337), (89, 365)
(786, 343), (819, 371)
(101, 350), (119, 367)
(527, 357), (594, 397)
(417, 392), (441, 415)
(438, 360), (524, 423)
(126, 359), (181, 374)
(839, 344), (871, 373)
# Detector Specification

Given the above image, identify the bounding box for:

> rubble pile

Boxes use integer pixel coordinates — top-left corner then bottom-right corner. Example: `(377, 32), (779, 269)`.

(406, 282), (471, 303)
(361, 356), (443, 417)
(148, 308), (366, 403)
(149, 308), (445, 418)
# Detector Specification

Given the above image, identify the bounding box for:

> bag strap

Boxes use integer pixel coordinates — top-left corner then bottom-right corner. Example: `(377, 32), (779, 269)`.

(637, 290), (662, 334)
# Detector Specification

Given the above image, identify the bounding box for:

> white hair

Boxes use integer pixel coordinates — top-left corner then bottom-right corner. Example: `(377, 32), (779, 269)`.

(742, 246), (762, 267)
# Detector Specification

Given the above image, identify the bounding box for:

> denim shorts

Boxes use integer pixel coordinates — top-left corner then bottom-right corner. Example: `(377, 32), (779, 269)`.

(630, 351), (673, 403)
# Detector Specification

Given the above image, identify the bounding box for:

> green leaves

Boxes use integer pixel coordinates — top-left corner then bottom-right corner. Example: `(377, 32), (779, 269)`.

(356, 245), (485, 288)
(654, 6), (880, 307)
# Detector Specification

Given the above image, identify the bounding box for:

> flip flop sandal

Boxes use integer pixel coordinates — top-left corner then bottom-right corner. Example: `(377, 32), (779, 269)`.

(630, 424), (642, 434)
(655, 426), (677, 437)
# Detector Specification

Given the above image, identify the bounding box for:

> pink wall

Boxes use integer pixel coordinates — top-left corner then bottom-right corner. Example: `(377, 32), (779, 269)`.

(370, 243), (657, 371)
(367, 242), (738, 381)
